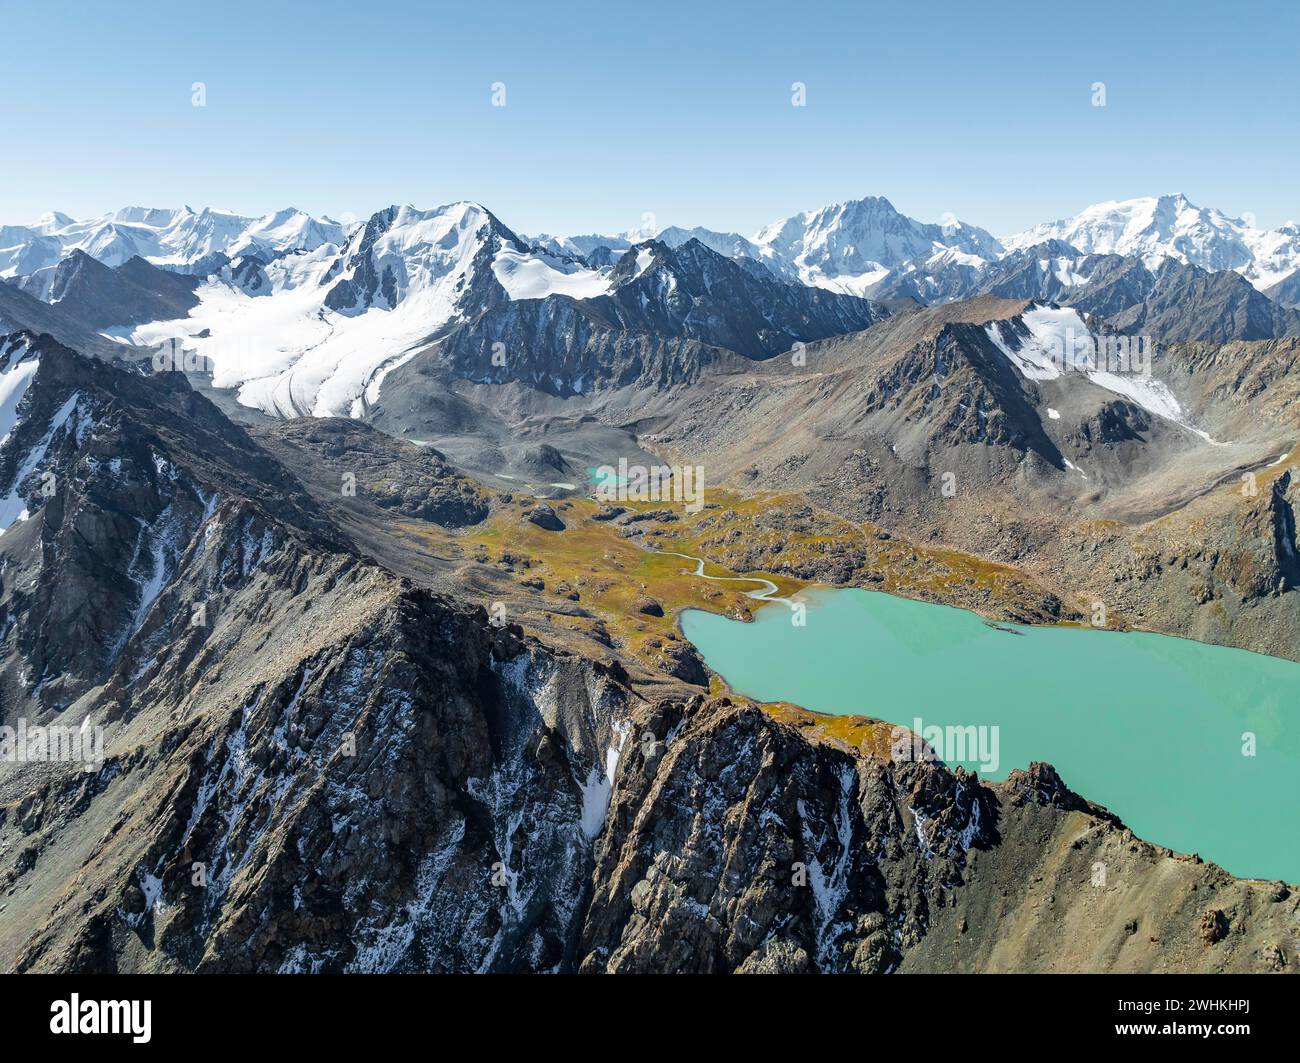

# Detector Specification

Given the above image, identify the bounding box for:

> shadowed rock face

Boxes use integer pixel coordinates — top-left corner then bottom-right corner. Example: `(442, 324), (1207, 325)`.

(1079, 257), (1300, 343)
(428, 238), (888, 396)
(1214, 470), (1300, 598)
(578, 697), (994, 974)
(25, 251), (201, 331)
(0, 335), (333, 710)
(0, 281), (142, 361)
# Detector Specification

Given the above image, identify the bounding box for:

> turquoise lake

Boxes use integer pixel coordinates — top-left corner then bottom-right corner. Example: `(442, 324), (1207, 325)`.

(681, 588), (1300, 883)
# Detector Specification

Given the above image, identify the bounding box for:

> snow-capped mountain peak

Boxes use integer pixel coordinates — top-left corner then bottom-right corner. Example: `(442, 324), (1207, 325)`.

(524, 196), (1004, 295)
(1003, 193), (1300, 290)
(7, 190), (1300, 432)
(116, 200), (610, 420)
(749, 195), (1004, 296)
(34, 210), (76, 232)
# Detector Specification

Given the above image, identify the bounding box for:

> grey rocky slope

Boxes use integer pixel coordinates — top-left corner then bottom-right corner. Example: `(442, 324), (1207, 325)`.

(1264, 268), (1300, 309)
(1056, 255), (1300, 343)
(1, 335), (1293, 974)
(259, 417), (492, 528)
(0, 333), (337, 711)
(0, 280), (141, 362)
(876, 243), (1300, 343)
(19, 250), (201, 330)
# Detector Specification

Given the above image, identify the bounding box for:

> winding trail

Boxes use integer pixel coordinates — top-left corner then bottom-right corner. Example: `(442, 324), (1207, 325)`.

(654, 549), (797, 610)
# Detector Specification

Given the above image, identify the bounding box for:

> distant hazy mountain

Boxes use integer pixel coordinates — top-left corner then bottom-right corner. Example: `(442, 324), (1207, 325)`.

(0, 206), (350, 280)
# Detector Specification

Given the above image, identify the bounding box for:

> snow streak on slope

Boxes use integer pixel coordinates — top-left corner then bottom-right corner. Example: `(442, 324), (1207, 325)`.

(985, 305), (1209, 438)
(0, 342), (41, 446)
(0, 391), (80, 533)
(983, 306), (1074, 381)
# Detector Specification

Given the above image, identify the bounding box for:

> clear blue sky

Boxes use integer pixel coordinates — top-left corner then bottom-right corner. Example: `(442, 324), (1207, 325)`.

(3, 0), (1296, 237)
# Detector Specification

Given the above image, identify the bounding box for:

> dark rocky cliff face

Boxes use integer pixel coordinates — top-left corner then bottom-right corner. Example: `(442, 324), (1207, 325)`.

(1085, 258), (1300, 343)
(578, 697), (993, 973)
(0, 335), (332, 710)
(26, 251), (200, 330)
(431, 238), (887, 396)
(1213, 470), (1299, 599)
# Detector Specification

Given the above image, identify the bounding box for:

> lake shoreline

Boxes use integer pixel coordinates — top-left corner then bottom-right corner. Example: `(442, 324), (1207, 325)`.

(677, 578), (1300, 884)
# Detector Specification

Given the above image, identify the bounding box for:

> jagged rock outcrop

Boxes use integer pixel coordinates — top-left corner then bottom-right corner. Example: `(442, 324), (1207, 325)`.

(522, 503), (565, 531)
(578, 697), (992, 973)
(0, 334), (332, 709)
(1213, 470), (1299, 598)
(1074, 257), (1300, 343)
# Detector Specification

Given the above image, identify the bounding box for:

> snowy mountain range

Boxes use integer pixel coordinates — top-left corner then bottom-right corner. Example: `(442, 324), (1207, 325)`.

(528, 196), (1003, 297)
(7, 193), (1297, 297)
(525, 193), (1300, 302)
(125, 202), (609, 418)
(0, 206), (350, 291)
(2, 192), (1298, 420)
